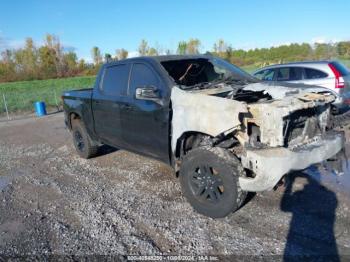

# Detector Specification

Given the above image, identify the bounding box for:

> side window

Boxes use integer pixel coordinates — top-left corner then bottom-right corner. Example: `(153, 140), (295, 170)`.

(101, 64), (129, 96)
(277, 67), (302, 81)
(304, 68), (328, 79)
(254, 69), (275, 81)
(129, 63), (159, 95)
(277, 68), (289, 81)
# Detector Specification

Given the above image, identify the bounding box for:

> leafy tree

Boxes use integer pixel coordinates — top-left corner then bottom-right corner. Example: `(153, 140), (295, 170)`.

(63, 52), (78, 75)
(44, 34), (65, 77)
(115, 48), (128, 60)
(177, 41), (187, 55)
(138, 39), (149, 56)
(0, 49), (16, 81)
(213, 39), (231, 60)
(147, 47), (158, 56)
(186, 38), (201, 54)
(213, 39), (228, 53)
(38, 45), (57, 78)
(314, 43), (336, 60)
(138, 40), (161, 56)
(177, 39), (201, 55)
(337, 41), (350, 59)
(1, 34), (350, 83)
(91, 46), (102, 65)
(104, 53), (112, 62)
(11, 37), (40, 80)
(24, 38), (39, 77)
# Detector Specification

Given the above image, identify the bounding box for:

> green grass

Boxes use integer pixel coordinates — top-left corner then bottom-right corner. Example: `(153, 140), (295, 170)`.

(0, 76), (96, 114)
(1, 59), (349, 115)
(241, 64), (259, 73)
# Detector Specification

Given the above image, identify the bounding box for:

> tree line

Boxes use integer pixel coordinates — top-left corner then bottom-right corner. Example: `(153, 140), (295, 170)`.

(1, 34), (350, 82)
(212, 39), (350, 67)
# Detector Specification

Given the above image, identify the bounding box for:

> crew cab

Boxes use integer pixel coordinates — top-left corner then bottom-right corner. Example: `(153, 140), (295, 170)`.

(63, 55), (344, 218)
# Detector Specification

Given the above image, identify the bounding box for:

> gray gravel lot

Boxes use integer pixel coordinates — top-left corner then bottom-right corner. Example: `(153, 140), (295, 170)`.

(0, 112), (350, 259)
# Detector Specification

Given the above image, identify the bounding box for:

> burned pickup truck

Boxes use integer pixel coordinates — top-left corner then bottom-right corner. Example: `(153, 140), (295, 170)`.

(62, 55), (343, 218)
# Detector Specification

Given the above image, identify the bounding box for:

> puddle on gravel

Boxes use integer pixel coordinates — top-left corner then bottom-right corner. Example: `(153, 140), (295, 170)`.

(306, 166), (350, 199)
(305, 143), (350, 199)
(0, 176), (11, 191)
(0, 170), (26, 191)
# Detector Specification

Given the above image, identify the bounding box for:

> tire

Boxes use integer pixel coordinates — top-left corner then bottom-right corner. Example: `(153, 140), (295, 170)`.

(179, 146), (247, 218)
(71, 119), (98, 159)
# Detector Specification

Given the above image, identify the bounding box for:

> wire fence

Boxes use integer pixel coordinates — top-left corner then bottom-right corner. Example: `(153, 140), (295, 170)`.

(0, 89), (63, 121)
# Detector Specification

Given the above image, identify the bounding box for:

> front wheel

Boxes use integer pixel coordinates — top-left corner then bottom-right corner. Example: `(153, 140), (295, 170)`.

(179, 146), (247, 218)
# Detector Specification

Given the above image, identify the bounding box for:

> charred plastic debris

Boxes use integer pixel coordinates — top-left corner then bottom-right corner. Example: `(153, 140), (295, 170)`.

(166, 57), (344, 191)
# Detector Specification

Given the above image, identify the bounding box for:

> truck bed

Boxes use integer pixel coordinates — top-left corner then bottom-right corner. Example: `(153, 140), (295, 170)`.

(62, 88), (93, 100)
(62, 88), (94, 133)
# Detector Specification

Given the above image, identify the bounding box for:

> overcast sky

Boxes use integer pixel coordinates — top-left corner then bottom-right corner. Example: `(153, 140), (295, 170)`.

(0, 0), (349, 61)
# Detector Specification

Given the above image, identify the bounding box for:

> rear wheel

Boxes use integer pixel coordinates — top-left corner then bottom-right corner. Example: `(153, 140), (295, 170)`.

(71, 119), (98, 159)
(179, 146), (247, 218)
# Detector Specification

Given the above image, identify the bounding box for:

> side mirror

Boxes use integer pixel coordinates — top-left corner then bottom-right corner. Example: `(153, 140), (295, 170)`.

(135, 86), (163, 105)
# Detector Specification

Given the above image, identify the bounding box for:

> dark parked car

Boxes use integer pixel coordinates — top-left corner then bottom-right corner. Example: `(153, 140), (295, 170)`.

(63, 55), (343, 218)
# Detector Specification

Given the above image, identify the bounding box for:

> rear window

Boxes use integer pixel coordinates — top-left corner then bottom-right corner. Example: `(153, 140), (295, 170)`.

(331, 61), (350, 76)
(304, 68), (328, 79)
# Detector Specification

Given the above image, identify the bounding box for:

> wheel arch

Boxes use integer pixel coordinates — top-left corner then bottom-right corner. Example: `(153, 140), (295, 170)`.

(174, 131), (214, 160)
(67, 112), (82, 130)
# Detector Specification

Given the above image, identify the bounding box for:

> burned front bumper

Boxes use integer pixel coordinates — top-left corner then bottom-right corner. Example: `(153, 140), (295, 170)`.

(332, 93), (350, 114)
(239, 132), (344, 192)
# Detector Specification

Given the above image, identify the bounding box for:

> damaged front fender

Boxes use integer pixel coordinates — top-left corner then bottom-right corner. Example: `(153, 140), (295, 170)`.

(170, 86), (247, 153)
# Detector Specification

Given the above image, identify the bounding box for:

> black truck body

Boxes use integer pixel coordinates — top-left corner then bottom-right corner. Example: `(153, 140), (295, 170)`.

(63, 57), (173, 164)
(63, 55), (343, 218)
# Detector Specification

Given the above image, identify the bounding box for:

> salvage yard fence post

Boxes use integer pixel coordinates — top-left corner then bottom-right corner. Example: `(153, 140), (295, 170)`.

(54, 89), (59, 109)
(2, 93), (10, 120)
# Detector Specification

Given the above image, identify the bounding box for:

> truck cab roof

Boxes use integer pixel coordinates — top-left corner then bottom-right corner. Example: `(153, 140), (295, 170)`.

(102, 54), (214, 66)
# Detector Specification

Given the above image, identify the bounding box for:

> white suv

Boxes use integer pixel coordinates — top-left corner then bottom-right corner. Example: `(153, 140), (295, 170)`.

(253, 61), (350, 113)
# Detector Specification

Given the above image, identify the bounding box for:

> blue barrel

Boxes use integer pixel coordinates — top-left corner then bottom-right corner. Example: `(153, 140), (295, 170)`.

(34, 101), (47, 117)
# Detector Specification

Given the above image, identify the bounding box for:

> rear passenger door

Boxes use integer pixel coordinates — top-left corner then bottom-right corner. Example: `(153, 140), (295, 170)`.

(92, 63), (131, 148)
(120, 62), (170, 163)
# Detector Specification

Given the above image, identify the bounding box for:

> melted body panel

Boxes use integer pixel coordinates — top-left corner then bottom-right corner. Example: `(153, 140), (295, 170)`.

(171, 86), (247, 152)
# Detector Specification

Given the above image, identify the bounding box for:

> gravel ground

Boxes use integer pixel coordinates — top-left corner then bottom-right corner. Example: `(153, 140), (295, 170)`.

(0, 113), (350, 259)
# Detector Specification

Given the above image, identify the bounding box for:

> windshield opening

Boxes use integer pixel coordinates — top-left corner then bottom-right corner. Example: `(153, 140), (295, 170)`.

(161, 57), (258, 88)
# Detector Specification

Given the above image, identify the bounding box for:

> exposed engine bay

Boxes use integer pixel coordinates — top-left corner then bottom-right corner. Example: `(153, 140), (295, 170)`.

(163, 57), (344, 192)
(163, 57), (336, 149)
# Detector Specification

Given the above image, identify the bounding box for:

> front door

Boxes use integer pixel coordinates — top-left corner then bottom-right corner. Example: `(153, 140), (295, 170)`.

(120, 62), (170, 163)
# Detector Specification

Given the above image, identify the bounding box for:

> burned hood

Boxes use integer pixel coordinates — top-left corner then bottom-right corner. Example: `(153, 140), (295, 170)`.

(170, 82), (335, 153)
(243, 81), (333, 100)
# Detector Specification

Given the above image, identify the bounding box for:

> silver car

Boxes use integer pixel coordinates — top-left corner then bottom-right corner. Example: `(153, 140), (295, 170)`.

(253, 61), (350, 113)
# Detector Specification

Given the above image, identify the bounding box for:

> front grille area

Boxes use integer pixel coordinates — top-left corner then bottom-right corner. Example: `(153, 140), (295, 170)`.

(283, 108), (322, 147)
